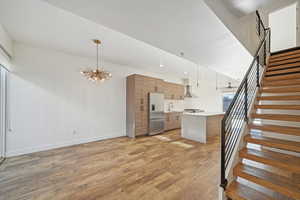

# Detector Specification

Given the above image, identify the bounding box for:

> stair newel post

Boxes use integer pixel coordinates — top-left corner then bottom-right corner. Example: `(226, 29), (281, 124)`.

(220, 118), (227, 190)
(268, 29), (271, 54)
(256, 56), (260, 87)
(244, 79), (248, 122)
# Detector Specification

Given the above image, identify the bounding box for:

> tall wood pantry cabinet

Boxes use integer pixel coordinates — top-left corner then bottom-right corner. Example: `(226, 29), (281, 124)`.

(126, 74), (185, 138)
(126, 74), (164, 138)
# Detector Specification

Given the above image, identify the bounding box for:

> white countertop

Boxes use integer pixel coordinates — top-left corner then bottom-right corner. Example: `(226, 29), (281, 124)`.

(164, 110), (184, 113)
(183, 112), (225, 116)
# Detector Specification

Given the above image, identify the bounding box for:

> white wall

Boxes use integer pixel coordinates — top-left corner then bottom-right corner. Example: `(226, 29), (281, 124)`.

(7, 43), (233, 157)
(269, 3), (297, 52)
(204, 0), (264, 56)
(184, 71), (237, 112)
(0, 23), (12, 69)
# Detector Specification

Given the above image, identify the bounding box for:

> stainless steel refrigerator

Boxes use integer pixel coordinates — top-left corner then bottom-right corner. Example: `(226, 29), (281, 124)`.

(149, 93), (165, 135)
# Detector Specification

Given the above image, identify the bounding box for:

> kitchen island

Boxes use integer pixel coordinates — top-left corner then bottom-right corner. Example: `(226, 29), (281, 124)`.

(181, 112), (224, 143)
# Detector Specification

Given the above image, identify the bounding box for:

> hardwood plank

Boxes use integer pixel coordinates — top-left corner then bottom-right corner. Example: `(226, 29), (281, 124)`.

(257, 95), (300, 101)
(0, 130), (221, 200)
(249, 123), (300, 136)
(234, 163), (300, 199)
(264, 73), (300, 81)
(260, 87), (300, 93)
(226, 181), (275, 200)
(239, 148), (300, 172)
(254, 104), (300, 110)
(244, 134), (300, 153)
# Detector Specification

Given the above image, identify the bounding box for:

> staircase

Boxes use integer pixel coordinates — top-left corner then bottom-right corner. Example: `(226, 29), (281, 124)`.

(226, 48), (300, 200)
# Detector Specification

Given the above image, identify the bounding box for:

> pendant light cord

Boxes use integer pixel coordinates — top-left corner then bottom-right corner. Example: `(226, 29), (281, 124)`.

(96, 43), (99, 70)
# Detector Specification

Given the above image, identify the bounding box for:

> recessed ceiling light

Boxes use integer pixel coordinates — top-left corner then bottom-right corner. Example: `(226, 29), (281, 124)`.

(184, 72), (188, 75)
(160, 64), (164, 67)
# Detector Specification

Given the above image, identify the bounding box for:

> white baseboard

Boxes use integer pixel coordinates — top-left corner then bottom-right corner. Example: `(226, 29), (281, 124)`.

(6, 131), (126, 157)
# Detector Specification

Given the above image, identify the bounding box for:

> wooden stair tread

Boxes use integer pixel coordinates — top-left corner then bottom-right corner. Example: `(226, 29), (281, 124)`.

(226, 181), (275, 200)
(245, 134), (300, 153)
(270, 49), (300, 59)
(251, 113), (300, 122)
(270, 53), (300, 62)
(257, 95), (300, 101)
(266, 67), (300, 76)
(240, 148), (300, 172)
(249, 123), (300, 136)
(267, 62), (300, 71)
(264, 73), (300, 81)
(263, 80), (300, 87)
(260, 87), (300, 93)
(234, 163), (300, 199)
(255, 104), (300, 110)
(269, 57), (300, 67)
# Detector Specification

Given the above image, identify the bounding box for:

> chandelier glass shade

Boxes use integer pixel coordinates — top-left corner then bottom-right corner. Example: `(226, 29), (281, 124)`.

(81, 39), (112, 82)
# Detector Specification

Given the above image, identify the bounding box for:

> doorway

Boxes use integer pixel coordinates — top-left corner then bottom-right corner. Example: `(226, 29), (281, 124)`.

(0, 65), (8, 163)
(269, 3), (297, 52)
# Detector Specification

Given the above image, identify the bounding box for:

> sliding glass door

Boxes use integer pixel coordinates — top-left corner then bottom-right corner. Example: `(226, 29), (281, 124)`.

(0, 65), (7, 161)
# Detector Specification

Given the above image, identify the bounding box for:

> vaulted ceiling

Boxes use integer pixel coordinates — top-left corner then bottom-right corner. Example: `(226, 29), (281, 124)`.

(0, 0), (252, 79)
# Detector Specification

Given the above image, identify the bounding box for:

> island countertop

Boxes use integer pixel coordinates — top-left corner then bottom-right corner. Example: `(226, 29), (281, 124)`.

(183, 112), (224, 116)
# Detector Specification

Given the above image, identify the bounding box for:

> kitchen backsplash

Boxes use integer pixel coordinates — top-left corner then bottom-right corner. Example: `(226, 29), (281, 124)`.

(164, 100), (184, 112)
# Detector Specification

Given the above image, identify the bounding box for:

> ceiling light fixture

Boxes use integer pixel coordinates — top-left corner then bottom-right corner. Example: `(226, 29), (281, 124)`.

(184, 71), (188, 75)
(81, 39), (112, 82)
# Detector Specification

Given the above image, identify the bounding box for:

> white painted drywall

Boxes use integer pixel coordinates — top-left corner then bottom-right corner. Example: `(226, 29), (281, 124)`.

(269, 3), (297, 52)
(0, 23), (12, 69)
(6, 43), (233, 156)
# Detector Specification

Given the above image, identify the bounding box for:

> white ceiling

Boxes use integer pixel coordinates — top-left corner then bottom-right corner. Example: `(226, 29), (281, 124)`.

(222, 0), (298, 17)
(0, 0), (251, 79)
(44, 0), (252, 79)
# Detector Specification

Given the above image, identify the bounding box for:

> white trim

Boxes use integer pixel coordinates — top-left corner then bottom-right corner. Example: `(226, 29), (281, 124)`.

(6, 131), (125, 157)
(0, 67), (7, 159)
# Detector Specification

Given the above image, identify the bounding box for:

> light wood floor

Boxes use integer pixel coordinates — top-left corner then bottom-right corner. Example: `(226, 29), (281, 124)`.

(0, 130), (220, 200)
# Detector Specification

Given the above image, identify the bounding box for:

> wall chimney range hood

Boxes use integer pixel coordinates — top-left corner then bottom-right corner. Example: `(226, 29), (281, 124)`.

(185, 85), (193, 98)
(182, 78), (196, 98)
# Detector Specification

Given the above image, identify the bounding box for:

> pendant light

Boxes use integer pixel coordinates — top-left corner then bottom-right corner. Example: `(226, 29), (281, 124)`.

(81, 39), (112, 82)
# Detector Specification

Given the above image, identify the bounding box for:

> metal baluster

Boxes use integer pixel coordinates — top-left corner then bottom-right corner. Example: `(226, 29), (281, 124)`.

(256, 56), (260, 87)
(244, 79), (248, 122)
(264, 42), (267, 65)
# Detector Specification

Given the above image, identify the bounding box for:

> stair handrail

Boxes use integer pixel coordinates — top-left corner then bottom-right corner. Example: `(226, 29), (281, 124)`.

(220, 11), (271, 190)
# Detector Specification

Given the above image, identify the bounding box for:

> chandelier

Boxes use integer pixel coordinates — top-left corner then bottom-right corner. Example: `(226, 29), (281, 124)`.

(81, 39), (112, 82)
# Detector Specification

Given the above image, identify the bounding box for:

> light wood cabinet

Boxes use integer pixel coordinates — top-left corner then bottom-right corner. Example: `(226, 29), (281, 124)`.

(164, 112), (182, 131)
(164, 82), (184, 100)
(126, 74), (164, 138)
(127, 74), (184, 137)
